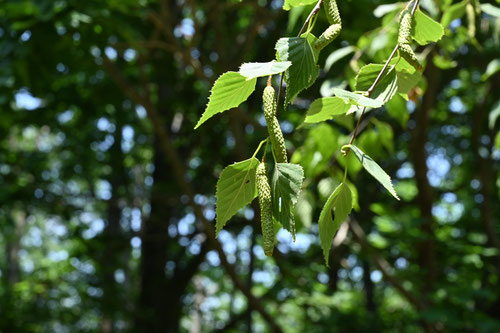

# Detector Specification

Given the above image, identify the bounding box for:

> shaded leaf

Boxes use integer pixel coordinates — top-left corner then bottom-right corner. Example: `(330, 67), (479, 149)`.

(305, 97), (351, 123)
(319, 183), (352, 265)
(355, 64), (398, 103)
(276, 35), (319, 106)
(271, 163), (304, 240)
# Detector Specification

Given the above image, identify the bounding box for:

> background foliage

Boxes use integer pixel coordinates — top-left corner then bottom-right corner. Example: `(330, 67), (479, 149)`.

(0, 0), (499, 332)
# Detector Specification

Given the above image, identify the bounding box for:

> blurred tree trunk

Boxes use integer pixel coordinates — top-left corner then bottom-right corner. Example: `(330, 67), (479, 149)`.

(99, 120), (128, 332)
(136, 138), (169, 332)
(410, 60), (440, 294)
(5, 210), (25, 287)
(362, 260), (376, 313)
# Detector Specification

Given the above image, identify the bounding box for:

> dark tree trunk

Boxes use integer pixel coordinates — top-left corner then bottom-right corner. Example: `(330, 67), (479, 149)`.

(99, 120), (129, 332)
(410, 60), (440, 294)
(362, 260), (376, 313)
(135, 138), (169, 332)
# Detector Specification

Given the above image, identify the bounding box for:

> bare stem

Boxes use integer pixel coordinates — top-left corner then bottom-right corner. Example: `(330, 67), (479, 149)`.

(347, 0), (420, 148)
(298, 0), (323, 37)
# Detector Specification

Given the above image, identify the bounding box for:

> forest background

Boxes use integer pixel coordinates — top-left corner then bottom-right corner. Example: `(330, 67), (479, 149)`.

(1, 0), (500, 332)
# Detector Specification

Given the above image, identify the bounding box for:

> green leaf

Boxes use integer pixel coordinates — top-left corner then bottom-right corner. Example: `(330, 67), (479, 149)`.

(319, 183), (353, 265)
(295, 190), (314, 229)
(482, 59), (500, 81)
(195, 72), (256, 129)
(332, 88), (384, 108)
(324, 46), (356, 72)
(373, 3), (405, 17)
(413, 9), (444, 45)
(489, 101), (500, 129)
(348, 145), (400, 200)
(271, 163), (304, 240)
(355, 64), (398, 103)
(304, 97), (351, 123)
(239, 61), (292, 79)
(215, 157), (260, 235)
(480, 4), (500, 18)
(433, 54), (458, 70)
(396, 68), (422, 95)
(276, 35), (320, 106)
(495, 131), (500, 150)
(386, 94), (409, 128)
(283, 0), (317, 10)
(441, 0), (467, 28)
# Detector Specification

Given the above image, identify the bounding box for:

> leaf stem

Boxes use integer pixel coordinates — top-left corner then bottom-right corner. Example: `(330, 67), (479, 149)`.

(252, 138), (269, 160)
(343, 163), (348, 183)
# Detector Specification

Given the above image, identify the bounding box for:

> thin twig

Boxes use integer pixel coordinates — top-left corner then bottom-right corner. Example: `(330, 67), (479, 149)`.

(347, 0), (420, 148)
(298, 0), (324, 37)
(275, 0), (323, 110)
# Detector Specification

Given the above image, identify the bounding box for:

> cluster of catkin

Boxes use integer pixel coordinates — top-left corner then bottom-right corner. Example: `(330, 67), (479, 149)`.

(256, 0), (438, 255)
(314, 0), (342, 50)
(256, 83), (289, 256)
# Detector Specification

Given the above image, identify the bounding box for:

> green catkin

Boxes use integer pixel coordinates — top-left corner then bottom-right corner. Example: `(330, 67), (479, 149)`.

(470, 0), (481, 15)
(256, 162), (274, 256)
(398, 9), (422, 70)
(314, 24), (342, 50)
(466, 3), (476, 38)
(263, 85), (288, 163)
(314, 0), (342, 50)
(323, 0), (341, 25)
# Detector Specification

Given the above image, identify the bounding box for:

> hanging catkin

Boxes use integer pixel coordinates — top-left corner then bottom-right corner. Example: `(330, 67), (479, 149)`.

(466, 3), (476, 38)
(256, 162), (274, 256)
(398, 9), (422, 70)
(314, 0), (342, 50)
(263, 85), (288, 163)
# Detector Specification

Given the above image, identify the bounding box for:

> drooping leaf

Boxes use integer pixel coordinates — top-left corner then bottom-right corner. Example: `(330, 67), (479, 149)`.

(271, 163), (304, 240)
(319, 182), (353, 265)
(195, 72), (256, 129)
(412, 9), (444, 45)
(348, 145), (400, 200)
(215, 157), (260, 235)
(283, 0), (317, 10)
(355, 64), (398, 103)
(304, 97), (351, 123)
(332, 88), (384, 108)
(276, 35), (320, 106)
(239, 61), (292, 79)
